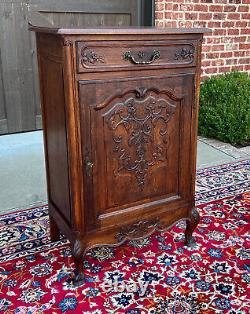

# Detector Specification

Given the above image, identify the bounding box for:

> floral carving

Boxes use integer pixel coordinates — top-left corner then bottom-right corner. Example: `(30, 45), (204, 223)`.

(174, 47), (194, 61)
(105, 89), (177, 190)
(81, 47), (105, 65)
(115, 218), (160, 242)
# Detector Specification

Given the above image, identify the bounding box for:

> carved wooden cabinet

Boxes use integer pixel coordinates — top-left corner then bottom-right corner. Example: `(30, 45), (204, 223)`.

(31, 26), (208, 284)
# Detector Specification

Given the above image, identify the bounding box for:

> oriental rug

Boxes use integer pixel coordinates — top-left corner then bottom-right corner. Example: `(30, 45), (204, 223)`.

(0, 160), (249, 313)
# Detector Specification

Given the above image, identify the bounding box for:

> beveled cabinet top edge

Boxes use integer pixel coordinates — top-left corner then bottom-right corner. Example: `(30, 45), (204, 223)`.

(29, 25), (211, 35)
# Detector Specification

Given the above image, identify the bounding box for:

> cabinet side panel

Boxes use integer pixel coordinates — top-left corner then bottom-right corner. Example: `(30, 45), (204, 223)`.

(40, 57), (71, 224)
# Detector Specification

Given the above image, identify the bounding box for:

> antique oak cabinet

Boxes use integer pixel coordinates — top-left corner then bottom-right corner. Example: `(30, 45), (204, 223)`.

(31, 26), (208, 284)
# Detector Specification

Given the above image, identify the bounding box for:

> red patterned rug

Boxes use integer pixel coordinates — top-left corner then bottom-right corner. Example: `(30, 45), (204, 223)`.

(0, 160), (249, 313)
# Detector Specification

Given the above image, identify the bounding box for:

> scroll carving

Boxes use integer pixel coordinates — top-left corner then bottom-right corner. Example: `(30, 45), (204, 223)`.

(105, 88), (177, 190)
(115, 218), (160, 242)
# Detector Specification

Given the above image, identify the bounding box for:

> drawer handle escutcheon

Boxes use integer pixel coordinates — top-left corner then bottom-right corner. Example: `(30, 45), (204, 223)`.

(123, 50), (160, 65)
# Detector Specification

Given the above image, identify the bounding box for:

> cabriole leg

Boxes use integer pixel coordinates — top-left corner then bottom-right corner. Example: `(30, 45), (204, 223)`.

(185, 208), (200, 246)
(67, 240), (85, 287)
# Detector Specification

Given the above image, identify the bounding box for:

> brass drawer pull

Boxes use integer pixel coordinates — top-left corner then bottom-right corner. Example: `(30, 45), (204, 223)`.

(123, 50), (160, 64)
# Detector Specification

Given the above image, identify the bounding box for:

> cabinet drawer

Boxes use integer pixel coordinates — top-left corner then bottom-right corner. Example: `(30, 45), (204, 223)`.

(76, 40), (197, 73)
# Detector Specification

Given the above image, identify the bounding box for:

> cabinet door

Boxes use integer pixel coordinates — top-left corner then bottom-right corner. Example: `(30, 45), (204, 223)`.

(79, 74), (195, 229)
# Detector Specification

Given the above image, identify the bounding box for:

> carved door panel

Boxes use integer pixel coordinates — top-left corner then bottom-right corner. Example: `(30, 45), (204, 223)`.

(79, 74), (194, 229)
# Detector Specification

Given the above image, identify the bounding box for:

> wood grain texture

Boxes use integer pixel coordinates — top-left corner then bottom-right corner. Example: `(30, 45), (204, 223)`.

(32, 27), (208, 283)
(0, 0), (36, 133)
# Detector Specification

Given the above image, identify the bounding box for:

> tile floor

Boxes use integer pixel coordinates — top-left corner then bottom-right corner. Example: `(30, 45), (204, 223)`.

(0, 131), (249, 214)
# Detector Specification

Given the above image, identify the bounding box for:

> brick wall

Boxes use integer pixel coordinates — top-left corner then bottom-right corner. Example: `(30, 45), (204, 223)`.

(155, 0), (250, 78)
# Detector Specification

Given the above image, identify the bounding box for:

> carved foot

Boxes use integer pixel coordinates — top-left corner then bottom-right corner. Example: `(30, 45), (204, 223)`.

(185, 208), (200, 246)
(66, 269), (85, 287)
(68, 239), (86, 287)
(49, 214), (60, 242)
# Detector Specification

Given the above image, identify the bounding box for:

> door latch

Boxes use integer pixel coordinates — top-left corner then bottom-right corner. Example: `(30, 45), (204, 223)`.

(86, 158), (93, 175)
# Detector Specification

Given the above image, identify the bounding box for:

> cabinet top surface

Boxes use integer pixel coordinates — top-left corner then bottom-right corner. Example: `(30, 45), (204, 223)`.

(29, 25), (210, 35)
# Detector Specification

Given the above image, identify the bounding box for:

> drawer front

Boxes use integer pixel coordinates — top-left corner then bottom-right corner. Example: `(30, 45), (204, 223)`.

(76, 40), (197, 73)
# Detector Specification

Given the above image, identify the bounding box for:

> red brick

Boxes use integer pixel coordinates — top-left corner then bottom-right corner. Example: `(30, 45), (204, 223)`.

(165, 4), (173, 11)
(242, 13), (250, 19)
(211, 59), (225, 66)
(176, 21), (185, 28)
(207, 21), (222, 28)
(193, 21), (207, 27)
(222, 37), (234, 44)
(227, 13), (241, 19)
(226, 58), (238, 65)
(206, 52), (220, 59)
(155, 12), (164, 19)
(179, 21), (193, 28)
(244, 64), (250, 71)
(204, 67), (218, 74)
(234, 51), (246, 57)
(213, 13), (226, 20)
(164, 21), (177, 28)
(202, 60), (212, 67)
(202, 45), (211, 52)
(220, 52), (233, 58)
(218, 66), (231, 72)
(238, 58), (250, 64)
(238, 5), (249, 11)
(154, 0), (249, 79)
(155, 21), (164, 27)
(201, 52), (206, 59)
(239, 43), (250, 49)
(209, 5), (223, 12)
(234, 36), (247, 43)
(225, 5), (237, 12)
(206, 32), (214, 38)
(227, 29), (240, 35)
(193, 4), (208, 11)
(180, 4), (193, 11)
(229, 0), (241, 3)
(199, 13), (213, 20)
(207, 37), (221, 44)
(211, 45), (225, 51)
(231, 65), (244, 71)
(169, 12), (184, 19)
(235, 21), (248, 27)
(222, 21), (235, 27)
(213, 29), (227, 36)
(185, 13), (198, 20)
(155, 3), (164, 11)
